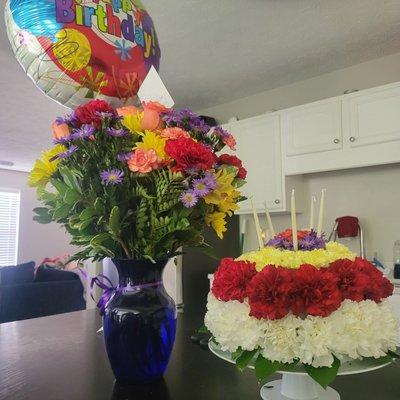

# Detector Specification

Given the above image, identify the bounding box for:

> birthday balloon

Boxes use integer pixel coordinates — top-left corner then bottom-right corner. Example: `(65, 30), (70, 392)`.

(4, 0), (161, 108)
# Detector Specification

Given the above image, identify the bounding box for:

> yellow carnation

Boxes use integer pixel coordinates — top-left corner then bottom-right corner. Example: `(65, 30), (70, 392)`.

(237, 242), (356, 271)
(206, 212), (227, 239)
(28, 145), (65, 189)
(136, 130), (167, 160)
(122, 112), (144, 133)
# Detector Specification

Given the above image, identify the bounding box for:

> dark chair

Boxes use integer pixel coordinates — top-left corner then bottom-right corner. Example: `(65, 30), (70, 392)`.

(0, 262), (86, 324)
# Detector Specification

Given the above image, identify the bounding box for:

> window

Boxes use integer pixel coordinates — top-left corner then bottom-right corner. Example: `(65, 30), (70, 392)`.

(0, 190), (20, 266)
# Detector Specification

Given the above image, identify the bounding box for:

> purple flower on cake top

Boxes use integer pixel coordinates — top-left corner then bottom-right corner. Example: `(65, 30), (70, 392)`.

(267, 229), (326, 251)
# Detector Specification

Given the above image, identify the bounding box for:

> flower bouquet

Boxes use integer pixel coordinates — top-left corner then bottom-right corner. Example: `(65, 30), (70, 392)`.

(28, 99), (246, 384)
(205, 229), (399, 396)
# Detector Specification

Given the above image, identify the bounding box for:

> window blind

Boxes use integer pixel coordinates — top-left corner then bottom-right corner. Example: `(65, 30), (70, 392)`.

(0, 190), (20, 266)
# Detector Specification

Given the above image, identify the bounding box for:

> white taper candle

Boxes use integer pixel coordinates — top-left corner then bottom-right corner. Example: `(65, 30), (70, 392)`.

(291, 189), (298, 251)
(309, 196), (316, 230)
(251, 199), (264, 249)
(317, 189), (326, 236)
(265, 202), (275, 238)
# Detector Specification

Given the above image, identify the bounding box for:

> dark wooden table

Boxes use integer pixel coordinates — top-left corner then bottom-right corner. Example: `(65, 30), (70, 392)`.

(0, 310), (399, 400)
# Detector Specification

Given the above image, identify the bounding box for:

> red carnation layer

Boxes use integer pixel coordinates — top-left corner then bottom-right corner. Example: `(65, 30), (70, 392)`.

(212, 258), (256, 302)
(211, 257), (394, 320)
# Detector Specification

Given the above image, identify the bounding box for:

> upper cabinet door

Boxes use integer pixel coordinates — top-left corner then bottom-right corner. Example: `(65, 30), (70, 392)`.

(282, 99), (342, 156)
(343, 85), (400, 148)
(229, 114), (283, 213)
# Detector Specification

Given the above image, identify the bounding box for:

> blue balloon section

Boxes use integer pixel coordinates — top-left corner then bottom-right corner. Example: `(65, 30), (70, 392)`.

(10, 0), (62, 38)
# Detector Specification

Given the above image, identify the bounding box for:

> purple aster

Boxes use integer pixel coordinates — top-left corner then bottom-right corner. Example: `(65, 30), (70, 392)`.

(192, 177), (212, 197)
(56, 145), (78, 160)
(100, 169), (124, 186)
(53, 135), (73, 145)
(179, 190), (199, 208)
(106, 127), (129, 137)
(70, 124), (96, 140)
(163, 108), (210, 134)
(56, 112), (79, 126)
(117, 152), (133, 163)
(96, 111), (115, 119)
(203, 171), (217, 190)
(212, 126), (230, 138)
(267, 229), (326, 251)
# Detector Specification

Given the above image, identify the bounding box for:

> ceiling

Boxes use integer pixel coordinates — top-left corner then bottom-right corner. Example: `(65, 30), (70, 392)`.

(2, 0), (400, 172)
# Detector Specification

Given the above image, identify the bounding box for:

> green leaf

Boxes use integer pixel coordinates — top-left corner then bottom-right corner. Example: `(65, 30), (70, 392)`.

(236, 349), (258, 371)
(90, 233), (112, 246)
(33, 214), (52, 224)
(59, 166), (82, 193)
(53, 204), (71, 220)
(94, 198), (104, 214)
(388, 350), (400, 359)
(78, 218), (94, 232)
(51, 179), (69, 197)
(304, 356), (340, 389)
(64, 188), (81, 205)
(196, 325), (210, 335)
(79, 208), (96, 221)
(109, 206), (120, 234)
(232, 347), (243, 361)
(255, 355), (282, 382)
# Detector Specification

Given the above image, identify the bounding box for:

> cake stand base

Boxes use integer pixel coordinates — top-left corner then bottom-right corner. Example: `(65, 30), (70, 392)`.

(260, 374), (340, 400)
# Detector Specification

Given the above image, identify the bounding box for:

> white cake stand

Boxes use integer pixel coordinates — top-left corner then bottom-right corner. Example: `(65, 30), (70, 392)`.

(209, 342), (394, 400)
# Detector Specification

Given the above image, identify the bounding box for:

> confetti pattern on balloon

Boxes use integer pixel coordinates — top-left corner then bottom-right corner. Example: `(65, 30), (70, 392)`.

(4, 0), (161, 108)
(53, 29), (91, 72)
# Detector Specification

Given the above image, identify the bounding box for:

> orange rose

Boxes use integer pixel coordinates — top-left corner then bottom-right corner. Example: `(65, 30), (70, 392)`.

(143, 101), (171, 114)
(116, 106), (140, 117)
(128, 148), (160, 173)
(52, 122), (70, 140)
(160, 127), (190, 140)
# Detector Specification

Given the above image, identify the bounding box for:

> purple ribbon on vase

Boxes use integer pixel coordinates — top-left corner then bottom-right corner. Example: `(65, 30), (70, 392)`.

(89, 273), (162, 316)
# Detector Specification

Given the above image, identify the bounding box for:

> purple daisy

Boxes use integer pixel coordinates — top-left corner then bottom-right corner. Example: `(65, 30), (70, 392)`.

(96, 111), (115, 119)
(163, 108), (210, 134)
(203, 172), (217, 190)
(212, 126), (230, 138)
(56, 112), (79, 126)
(71, 124), (95, 140)
(56, 145), (78, 160)
(192, 177), (212, 197)
(179, 190), (199, 208)
(53, 135), (73, 145)
(100, 169), (124, 186)
(106, 127), (129, 137)
(117, 152), (133, 163)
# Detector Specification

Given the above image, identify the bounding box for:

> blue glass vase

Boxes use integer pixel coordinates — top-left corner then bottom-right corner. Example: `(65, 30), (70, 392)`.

(103, 259), (177, 384)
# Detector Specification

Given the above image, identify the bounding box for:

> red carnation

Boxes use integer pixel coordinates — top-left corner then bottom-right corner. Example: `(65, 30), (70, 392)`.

(328, 259), (369, 302)
(165, 137), (216, 173)
(218, 154), (247, 180)
(212, 258), (256, 302)
(75, 100), (114, 128)
(247, 266), (293, 320)
(291, 264), (341, 317)
(353, 257), (394, 302)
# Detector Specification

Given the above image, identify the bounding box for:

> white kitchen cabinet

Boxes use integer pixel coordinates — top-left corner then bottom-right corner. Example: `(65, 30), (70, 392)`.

(282, 82), (400, 175)
(343, 84), (400, 148)
(227, 114), (304, 214)
(282, 98), (342, 156)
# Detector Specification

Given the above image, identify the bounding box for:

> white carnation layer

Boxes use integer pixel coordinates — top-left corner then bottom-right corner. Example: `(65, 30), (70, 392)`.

(205, 293), (398, 368)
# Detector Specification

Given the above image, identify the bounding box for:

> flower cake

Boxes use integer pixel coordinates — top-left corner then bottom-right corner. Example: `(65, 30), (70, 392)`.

(205, 229), (398, 376)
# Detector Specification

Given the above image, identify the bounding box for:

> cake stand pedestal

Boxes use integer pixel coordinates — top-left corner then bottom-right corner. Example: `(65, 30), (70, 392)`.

(260, 374), (339, 400)
(209, 342), (394, 400)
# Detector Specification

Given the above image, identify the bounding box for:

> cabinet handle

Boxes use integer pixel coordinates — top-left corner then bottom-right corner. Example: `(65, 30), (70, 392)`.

(274, 199), (280, 204)
(349, 136), (356, 142)
(333, 138), (340, 144)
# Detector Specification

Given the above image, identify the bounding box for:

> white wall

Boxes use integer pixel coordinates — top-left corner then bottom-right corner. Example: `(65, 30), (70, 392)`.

(198, 52), (400, 267)
(0, 169), (76, 266)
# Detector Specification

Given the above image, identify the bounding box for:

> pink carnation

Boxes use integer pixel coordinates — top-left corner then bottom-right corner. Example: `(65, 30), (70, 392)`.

(128, 149), (160, 173)
(160, 127), (190, 140)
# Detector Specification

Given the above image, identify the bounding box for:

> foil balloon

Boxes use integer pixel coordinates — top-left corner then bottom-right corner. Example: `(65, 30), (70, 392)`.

(4, 0), (161, 108)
